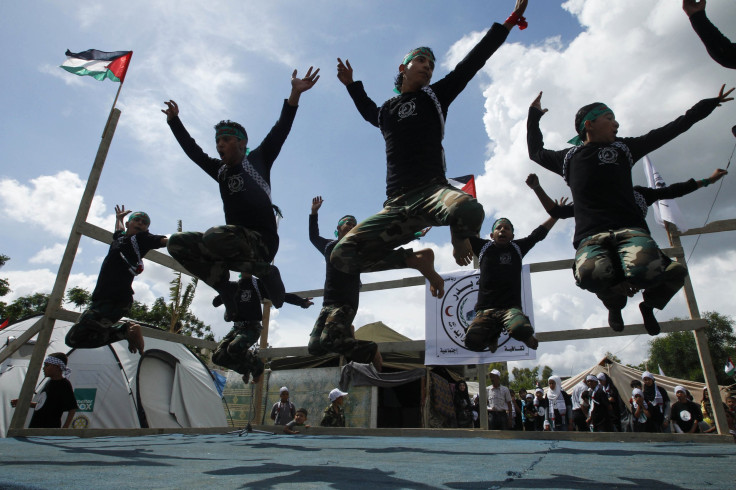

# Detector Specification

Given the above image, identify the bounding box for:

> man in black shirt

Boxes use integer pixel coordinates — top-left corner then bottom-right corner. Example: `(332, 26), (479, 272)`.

(308, 196), (381, 370)
(65, 205), (167, 353)
(527, 87), (733, 335)
(330, 1), (529, 300)
(671, 385), (703, 433)
(464, 214), (557, 353)
(162, 67), (319, 382)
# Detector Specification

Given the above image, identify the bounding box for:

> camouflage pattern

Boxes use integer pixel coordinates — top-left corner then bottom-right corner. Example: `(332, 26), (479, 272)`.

(320, 403), (346, 427)
(465, 307), (533, 353)
(65, 299), (131, 349)
(574, 227), (686, 310)
(331, 182), (483, 274)
(308, 304), (377, 363)
(212, 323), (264, 381)
(167, 225), (272, 290)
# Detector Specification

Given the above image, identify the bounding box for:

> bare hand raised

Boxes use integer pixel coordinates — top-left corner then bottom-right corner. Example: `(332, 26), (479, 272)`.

(708, 168), (728, 184)
(531, 92), (548, 114)
(717, 84), (734, 105)
(682, 0), (706, 17)
(115, 204), (132, 221)
(161, 100), (179, 121)
(291, 66), (321, 94)
(311, 196), (324, 214)
(336, 58), (354, 86)
(526, 173), (540, 189)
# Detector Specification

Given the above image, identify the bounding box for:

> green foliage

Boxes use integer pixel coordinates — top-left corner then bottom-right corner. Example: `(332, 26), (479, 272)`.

(604, 351), (622, 363)
(487, 363), (509, 386)
(644, 311), (736, 384)
(66, 286), (91, 311)
(540, 366), (554, 386)
(0, 292), (49, 323)
(0, 254), (9, 298)
(509, 365), (553, 391)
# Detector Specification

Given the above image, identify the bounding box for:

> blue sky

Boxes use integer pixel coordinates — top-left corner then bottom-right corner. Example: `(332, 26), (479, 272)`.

(2, 0), (735, 377)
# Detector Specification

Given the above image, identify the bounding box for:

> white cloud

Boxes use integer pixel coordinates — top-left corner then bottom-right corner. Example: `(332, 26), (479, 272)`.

(0, 171), (111, 237)
(29, 243), (81, 265)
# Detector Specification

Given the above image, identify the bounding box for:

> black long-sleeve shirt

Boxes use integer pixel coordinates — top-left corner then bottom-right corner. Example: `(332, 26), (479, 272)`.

(167, 100), (298, 261)
(549, 178), (700, 220)
(469, 225), (548, 310)
(689, 10), (736, 69)
(309, 214), (361, 309)
(346, 23), (509, 198)
(527, 98), (719, 247)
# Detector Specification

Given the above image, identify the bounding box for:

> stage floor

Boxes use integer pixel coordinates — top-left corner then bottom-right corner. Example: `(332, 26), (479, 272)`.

(1, 431), (735, 489)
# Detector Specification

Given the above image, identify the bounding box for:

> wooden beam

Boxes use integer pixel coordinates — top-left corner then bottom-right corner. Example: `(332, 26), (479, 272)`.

(0, 317), (44, 365)
(675, 218), (736, 237)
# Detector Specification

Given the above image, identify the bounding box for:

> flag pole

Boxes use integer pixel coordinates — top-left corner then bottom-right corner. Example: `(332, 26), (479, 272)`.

(102, 51), (131, 139)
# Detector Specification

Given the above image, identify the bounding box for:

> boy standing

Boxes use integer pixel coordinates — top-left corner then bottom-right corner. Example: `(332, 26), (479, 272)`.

(162, 67), (319, 382)
(320, 388), (348, 427)
(331, 1), (530, 299)
(308, 196), (381, 370)
(65, 205), (167, 353)
(464, 214), (557, 353)
(12, 353), (78, 429)
(270, 386), (296, 426)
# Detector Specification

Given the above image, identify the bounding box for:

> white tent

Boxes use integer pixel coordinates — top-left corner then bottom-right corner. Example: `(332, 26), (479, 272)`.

(0, 315), (226, 437)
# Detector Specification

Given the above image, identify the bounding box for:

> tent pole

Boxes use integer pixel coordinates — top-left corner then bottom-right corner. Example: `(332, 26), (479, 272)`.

(9, 109), (121, 431)
(666, 222), (728, 434)
(423, 367), (430, 427)
(253, 300), (272, 424)
(478, 365), (489, 430)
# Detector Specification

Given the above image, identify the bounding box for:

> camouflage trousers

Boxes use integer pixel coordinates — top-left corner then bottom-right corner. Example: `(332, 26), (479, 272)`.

(167, 225), (272, 291)
(65, 299), (131, 349)
(574, 228), (687, 310)
(212, 322), (264, 380)
(465, 307), (533, 352)
(331, 182), (484, 274)
(307, 304), (377, 364)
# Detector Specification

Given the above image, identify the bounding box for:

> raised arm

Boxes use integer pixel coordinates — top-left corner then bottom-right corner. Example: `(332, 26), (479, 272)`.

(287, 66), (320, 107)
(525, 174), (557, 214)
(162, 100), (220, 179)
(114, 204), (130, 232)
(527, 92), (566, 176)
(340, 58), (380, 128)
(684, 0), (736, 69)
(309, 196), (331, 253)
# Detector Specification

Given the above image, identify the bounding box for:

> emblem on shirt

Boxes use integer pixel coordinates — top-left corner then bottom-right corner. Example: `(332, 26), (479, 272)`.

(398, 100), (417, 119)
(227, 174), (245, 194)
(499, 252), (512, 265)
(439, 273), (479, 348)
(597, 147), (619, 165)
(239, 290), (252, 303)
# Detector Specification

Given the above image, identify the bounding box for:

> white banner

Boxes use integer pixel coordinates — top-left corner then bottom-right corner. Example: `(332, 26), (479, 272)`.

(643, 155), (688, 232)
(425, 267), (537, 366)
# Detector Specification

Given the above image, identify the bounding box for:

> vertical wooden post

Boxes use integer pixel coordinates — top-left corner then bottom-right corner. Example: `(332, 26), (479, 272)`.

(478, 365), (489, 430)
(667, 223), (728, 434)
(10, 109), (122, 431)
(423, 367), (431, 428)
(253, 300), (271, 424)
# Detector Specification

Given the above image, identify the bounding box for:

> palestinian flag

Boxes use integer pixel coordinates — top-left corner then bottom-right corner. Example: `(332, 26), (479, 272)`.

(725, 357), (735, 377)
(60, 49), (133, 83)
(448, 175), (476, 198)
(0, 318), (8, 330)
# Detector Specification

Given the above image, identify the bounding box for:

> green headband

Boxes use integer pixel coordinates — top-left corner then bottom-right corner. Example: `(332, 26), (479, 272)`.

(215, 125), (247, 141)
(567, 105), (613, 145)
(402, 47), (435, 66)
(127, 211), (150, 226)
(338, 215), (356, 227)
(492, 217), (513, 232)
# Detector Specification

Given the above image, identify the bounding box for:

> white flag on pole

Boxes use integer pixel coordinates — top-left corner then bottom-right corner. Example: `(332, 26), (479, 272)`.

(642, 155), (689, 232)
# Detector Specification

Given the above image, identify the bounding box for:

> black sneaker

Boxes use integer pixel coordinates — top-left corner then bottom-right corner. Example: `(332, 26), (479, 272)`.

(639, 302), (660, 336)
(608, 308), (625, 332)
(259, 265), (285, 308)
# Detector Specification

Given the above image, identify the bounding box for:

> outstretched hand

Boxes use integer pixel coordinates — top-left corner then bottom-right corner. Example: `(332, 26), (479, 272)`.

(161, 100), (179, 121)
(716, 84), (734, 105)
(336, 58), (354, 86)
(531, 92), (548, 115)
(682, 0), (706, 17)
(291, 66), (321, 94)
(311, 196), (324, 214)
(708, 168), (728, 184)
(556, 197), (570, 206)
(115, 204), (131, 221)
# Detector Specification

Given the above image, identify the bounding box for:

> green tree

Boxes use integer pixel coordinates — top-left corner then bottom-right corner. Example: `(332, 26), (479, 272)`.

(487, 363), (509, 386)
(0, 254), (10, 298)
(645, 311), (736, 384)
(66, 286), (91, 311)
(0, 292), (50, 324)
(604, 351), (622, 363)
(510, 366), (539, 392)
(540, 365), (554, 387)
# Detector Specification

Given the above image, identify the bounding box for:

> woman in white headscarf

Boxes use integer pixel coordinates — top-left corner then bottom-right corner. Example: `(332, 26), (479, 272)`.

(631, 388), (656, 432)
(642, 371), (671, 432)
(545, 375), (571, 431)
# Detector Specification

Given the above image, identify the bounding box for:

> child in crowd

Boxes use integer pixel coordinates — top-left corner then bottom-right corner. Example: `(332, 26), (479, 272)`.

(270, 386), (296, 426)
(320, 388), (348, 427)
(283, 408), (310, 435)
(671, 385), (703, 433)
(12, 353), (78, 428)
(65, 205), (167, 354)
